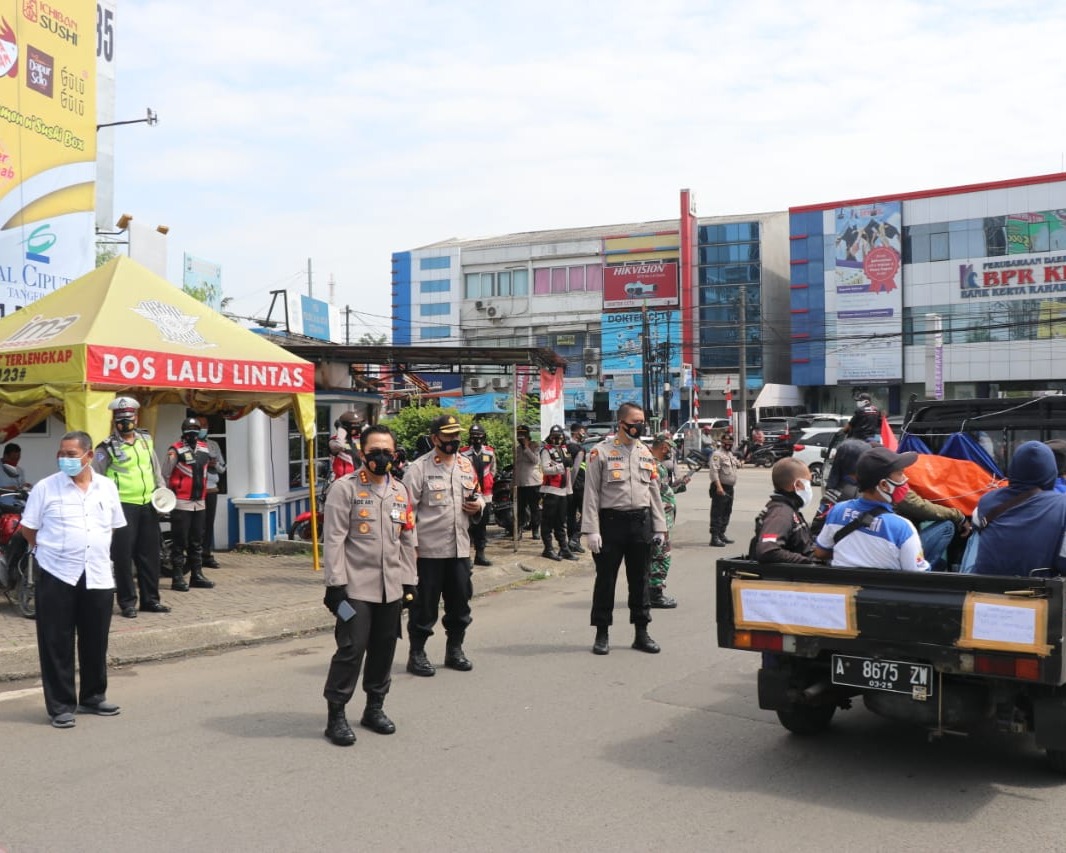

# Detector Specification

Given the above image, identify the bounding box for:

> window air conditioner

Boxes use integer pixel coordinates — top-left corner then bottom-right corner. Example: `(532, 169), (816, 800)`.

(469, 377), (487, 391)
(486, 305), (503, 319)
(492, 377), (509, 390)
(584, 363), (599, 377)
(475, 300), (485, 310)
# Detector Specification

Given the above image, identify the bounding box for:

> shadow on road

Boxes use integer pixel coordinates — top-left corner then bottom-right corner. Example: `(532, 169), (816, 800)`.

(204, 711), (323, 740)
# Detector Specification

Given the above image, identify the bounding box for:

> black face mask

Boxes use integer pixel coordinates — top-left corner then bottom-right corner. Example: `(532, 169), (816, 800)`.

(116, 419), (135, 434)
(621, 423), (643, 439)
(183, 432), (199, 446)
(470, 438), (483, 449)
(364, 450), (393, 476)
(438, 439), (460, 456)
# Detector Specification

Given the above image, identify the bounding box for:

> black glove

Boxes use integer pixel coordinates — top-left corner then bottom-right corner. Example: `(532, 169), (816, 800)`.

(323, 585), (348, 615)
(401, 584), (418, 610)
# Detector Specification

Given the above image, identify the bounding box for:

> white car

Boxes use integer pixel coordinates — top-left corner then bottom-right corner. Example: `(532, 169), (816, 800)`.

(790, 427), (842, 486)
(624, 281), (657, 297)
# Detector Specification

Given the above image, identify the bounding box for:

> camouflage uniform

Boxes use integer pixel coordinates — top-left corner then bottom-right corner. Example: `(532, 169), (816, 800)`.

(649, 459), (676, 588)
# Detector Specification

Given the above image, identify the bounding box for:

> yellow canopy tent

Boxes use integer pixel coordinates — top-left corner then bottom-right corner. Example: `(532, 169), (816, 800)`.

(0, 256), (323, 563)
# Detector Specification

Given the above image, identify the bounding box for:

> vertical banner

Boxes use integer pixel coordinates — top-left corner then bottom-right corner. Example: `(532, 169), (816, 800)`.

(679, 188), (696, 365)
(0, 0), (96, 317)
(539, 368), (564, 436)
(183, 253), (223, 312)
(94, 0), (116, 232)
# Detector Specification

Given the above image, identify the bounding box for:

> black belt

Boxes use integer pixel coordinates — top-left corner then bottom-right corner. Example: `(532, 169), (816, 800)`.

(600, 508), (648, 519)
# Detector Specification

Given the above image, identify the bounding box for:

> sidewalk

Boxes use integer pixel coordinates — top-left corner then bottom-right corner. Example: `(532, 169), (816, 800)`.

(0, 531), (592, 682)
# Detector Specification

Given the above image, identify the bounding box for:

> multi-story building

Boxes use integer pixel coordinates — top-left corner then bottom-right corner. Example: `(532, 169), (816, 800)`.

(391, 205), (791, 424)
(789, 172), (1066, 414)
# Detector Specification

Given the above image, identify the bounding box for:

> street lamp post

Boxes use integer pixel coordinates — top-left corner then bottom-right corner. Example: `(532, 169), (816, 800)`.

(662, 382), (672, 431)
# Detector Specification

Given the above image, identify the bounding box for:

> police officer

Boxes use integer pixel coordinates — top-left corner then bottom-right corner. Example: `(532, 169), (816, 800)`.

(514, 424), (541, 537)
(539, 425), (577, 561)
(92, 397), (170, 618)
(328, 411), (363, 481)
(582, 402), (667, 656)
(403, 414), (484, 676)
(709, 433), (739, 547)
(196, 415), (226, 569)
(460, 423), (496, 567)
(749, 457), (818, 564)
(566, 423), (587, 553)
(161, 418), (214, 591)
(321, 424), (417, 746)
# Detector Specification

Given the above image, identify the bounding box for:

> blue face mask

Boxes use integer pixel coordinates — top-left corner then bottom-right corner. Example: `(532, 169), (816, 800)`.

(58, 456), (86, 477)
(197, 429), (208, 439)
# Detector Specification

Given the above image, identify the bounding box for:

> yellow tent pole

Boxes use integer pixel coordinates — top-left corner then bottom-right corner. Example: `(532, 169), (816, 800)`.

(308, 437), (321, 572)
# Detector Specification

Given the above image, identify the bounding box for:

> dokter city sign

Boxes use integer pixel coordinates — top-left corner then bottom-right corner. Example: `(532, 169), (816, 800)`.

(959, 253), (1066, 301)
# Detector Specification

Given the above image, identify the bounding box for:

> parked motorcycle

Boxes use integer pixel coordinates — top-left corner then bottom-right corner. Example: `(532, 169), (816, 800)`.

(750, 438), (795, 468)
(290, 477), (333, 542)
(491, 465), (514, 532)
(0, 481), (37, 619)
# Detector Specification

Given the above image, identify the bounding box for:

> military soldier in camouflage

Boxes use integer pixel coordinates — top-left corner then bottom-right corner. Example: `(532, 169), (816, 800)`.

(647, 432), (684, 608)
(582, 402), (668, 656)
(403, 414), (485, 677)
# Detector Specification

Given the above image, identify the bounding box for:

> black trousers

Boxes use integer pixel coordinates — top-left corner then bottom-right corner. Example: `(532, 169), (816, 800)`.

(710, 483), (735, 537)
(517, 486), (541, 535)
(590, 510), (652, 628)
(541, 493), (568, 550)
(323, 598), (402, 705)
(111, 502), (162, 610)
(469, 510), (489, 552)
(169, 508), (205, 574)
(408, 557), (472, 648)
(36, 569), (113, 717)
(202, 490), (218, 558)
(567, 489), (584, 543)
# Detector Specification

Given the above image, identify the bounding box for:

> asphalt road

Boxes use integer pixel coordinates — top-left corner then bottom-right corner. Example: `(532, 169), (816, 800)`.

(1, 467), (1064, 852)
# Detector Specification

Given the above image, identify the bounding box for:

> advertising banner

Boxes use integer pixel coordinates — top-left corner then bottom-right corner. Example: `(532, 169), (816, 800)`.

(539, 368), (564, 435)
(563, 377), (595, 411)
(603, 261), (679, 309)
(442, 392), (510, 415)
(183, 254), (223, 313)
(827, 201), (902, 383)
(601, 309), (682, 375)
(0, 0), (96, 317)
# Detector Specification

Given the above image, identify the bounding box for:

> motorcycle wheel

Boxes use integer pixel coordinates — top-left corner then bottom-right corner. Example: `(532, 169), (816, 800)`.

(289, 519), (314, 541)
(494, 508), (513, 532)
(756, 454), (773, 468)
(15, 552), (36, 620)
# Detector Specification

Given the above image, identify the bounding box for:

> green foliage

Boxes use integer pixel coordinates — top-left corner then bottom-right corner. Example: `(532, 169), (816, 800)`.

(383, 404), (525, 468)
(96, 246), (119, 268)
(357, 332), (388, 345)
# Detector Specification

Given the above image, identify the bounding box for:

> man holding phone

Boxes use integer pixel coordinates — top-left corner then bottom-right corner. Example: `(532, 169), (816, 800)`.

(321, 424), (417, 746)
(403, 414), (485, 677)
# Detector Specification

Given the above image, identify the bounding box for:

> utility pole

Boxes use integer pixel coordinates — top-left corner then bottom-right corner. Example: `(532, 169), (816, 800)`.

(307, 258), (313, 298)
(738, 284), (748, 437)
(641, 304), (652, 417)
(345, 305), (352, 345)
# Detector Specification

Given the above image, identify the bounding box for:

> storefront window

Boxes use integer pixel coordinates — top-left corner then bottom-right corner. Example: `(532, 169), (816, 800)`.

(289, 404), (331, 488)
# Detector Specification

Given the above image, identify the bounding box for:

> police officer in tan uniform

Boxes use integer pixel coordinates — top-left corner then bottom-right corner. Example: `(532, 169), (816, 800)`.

(403, 414), (485, 677)
(582, 402), (667, 656)
(321, 424), (417, 746)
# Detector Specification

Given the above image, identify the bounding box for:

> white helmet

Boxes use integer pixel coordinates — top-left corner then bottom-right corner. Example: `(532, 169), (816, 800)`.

(108, 396), (140, 419)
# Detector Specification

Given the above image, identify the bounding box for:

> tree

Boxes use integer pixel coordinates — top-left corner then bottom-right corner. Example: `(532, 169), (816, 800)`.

(96, 246), (119, 267)
(384, 404), (520, 468)
(357, 332), (387, 345)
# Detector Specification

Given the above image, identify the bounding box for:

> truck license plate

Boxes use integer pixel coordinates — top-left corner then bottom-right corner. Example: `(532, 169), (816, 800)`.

(831, 655), (934, 700)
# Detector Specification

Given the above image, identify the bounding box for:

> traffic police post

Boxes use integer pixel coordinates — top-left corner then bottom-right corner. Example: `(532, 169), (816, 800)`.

(582, 402), (668, 656)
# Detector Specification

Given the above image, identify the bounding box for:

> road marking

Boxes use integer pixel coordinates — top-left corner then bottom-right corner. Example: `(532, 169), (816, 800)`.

(0, 686), (42, 703)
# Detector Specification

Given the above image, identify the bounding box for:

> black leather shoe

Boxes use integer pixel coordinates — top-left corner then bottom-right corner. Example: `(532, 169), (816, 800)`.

(171, 575), (189, 592)
(360, 700), (396, 735)
(560, 549), (579, 561)
(568, 540), (585, 554)
(592, 627), (609, 655)
(541, 549), (562, 561)
(189, 573), (215, 589)
(473, 551), (493, 567)
(444, 644), (473, 671)
(407, 650), (436, 677)
(649, 588), (678, 609)
(120, 606), (138, 619)
(709, 537), (726, 547)
(140, 601), (171, 613)
(324, 702), (356, 746)
(201, 557), (221, 569)
(720, 535), (735, 544)
(77, 700), (120, 716)
(632, 627), (661, 654)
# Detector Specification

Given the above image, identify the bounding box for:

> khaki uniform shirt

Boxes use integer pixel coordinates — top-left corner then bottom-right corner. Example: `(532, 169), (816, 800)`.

(539, 444), (571, 496)
(322, 469), (418, 603)
(405, 451), (484, 559)
(713, 447), (740, 487)
(581, 437), (667, 536)
(514, 442), (542, 487)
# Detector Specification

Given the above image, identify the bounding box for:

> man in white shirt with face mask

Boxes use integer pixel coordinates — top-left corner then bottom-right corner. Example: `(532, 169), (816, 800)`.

(749, 458), (819, 563)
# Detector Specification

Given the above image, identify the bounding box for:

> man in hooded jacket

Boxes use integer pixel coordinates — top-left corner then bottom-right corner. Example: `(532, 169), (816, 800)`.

(973, 441), (1066, 577)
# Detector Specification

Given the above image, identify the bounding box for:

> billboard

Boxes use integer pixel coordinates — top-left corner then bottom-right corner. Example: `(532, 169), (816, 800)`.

(601, 309), (682, 375)
(183, 254), (223, 312)
(827, 201), (902, 383)
(0, 0), (96, 317)
(603, 261), (679, 309)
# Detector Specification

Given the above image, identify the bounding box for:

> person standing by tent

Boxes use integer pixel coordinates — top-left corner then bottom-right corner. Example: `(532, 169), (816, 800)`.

(196, 416), (226, 569)
(514, 424), (541, 538)
(328, 412), (364, 481)
(539, 425), (577, 562)
(460, 423), (496, 567)
(92, 397), (170, 618)
(162, 418), (215, 592)
(566, 423), (587, 554)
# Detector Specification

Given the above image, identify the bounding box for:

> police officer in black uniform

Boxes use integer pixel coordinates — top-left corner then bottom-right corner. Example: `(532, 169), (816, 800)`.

(845, 396), (881, 443)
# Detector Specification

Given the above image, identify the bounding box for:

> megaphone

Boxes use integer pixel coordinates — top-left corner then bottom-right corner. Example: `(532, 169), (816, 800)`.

(151, 487), (177, 514)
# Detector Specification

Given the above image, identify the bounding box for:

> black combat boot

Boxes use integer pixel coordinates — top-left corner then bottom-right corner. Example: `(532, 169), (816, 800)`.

(170, 563), (189, 592)
(189, 568), (215, 589)
(632, 626), (661, 654)
(324, 701), (356, 746)
(568, 539), (585, 554)
(360, 694), (396, 735)
(474, 549), (493, 567)
(559, 547), (579, 561)
(592, 626), (609, 655)
(720, 534), (735, 544)
(709, 535), (726, 547)
(541, 547), (562, 561)
(444, 641), (473, 671)
(406, 645), (436, 677)
(649, 587), (678, 609)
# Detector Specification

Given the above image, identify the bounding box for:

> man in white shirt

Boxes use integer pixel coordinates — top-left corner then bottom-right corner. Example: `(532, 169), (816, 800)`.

(21, 431), (127, 729)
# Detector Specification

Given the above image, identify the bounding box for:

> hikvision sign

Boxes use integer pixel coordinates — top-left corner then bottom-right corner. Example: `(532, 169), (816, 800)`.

(603, 261), (679, 309)
(959, 253), (1066, 301)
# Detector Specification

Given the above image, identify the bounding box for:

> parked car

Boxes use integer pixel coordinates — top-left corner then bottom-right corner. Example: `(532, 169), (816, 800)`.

(752, 416), (811, 443)
(585, 421), (616, 440)
(673, 418), (730, 443)
(805, 413), (851, 429)
(790, 427), (843, 485)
